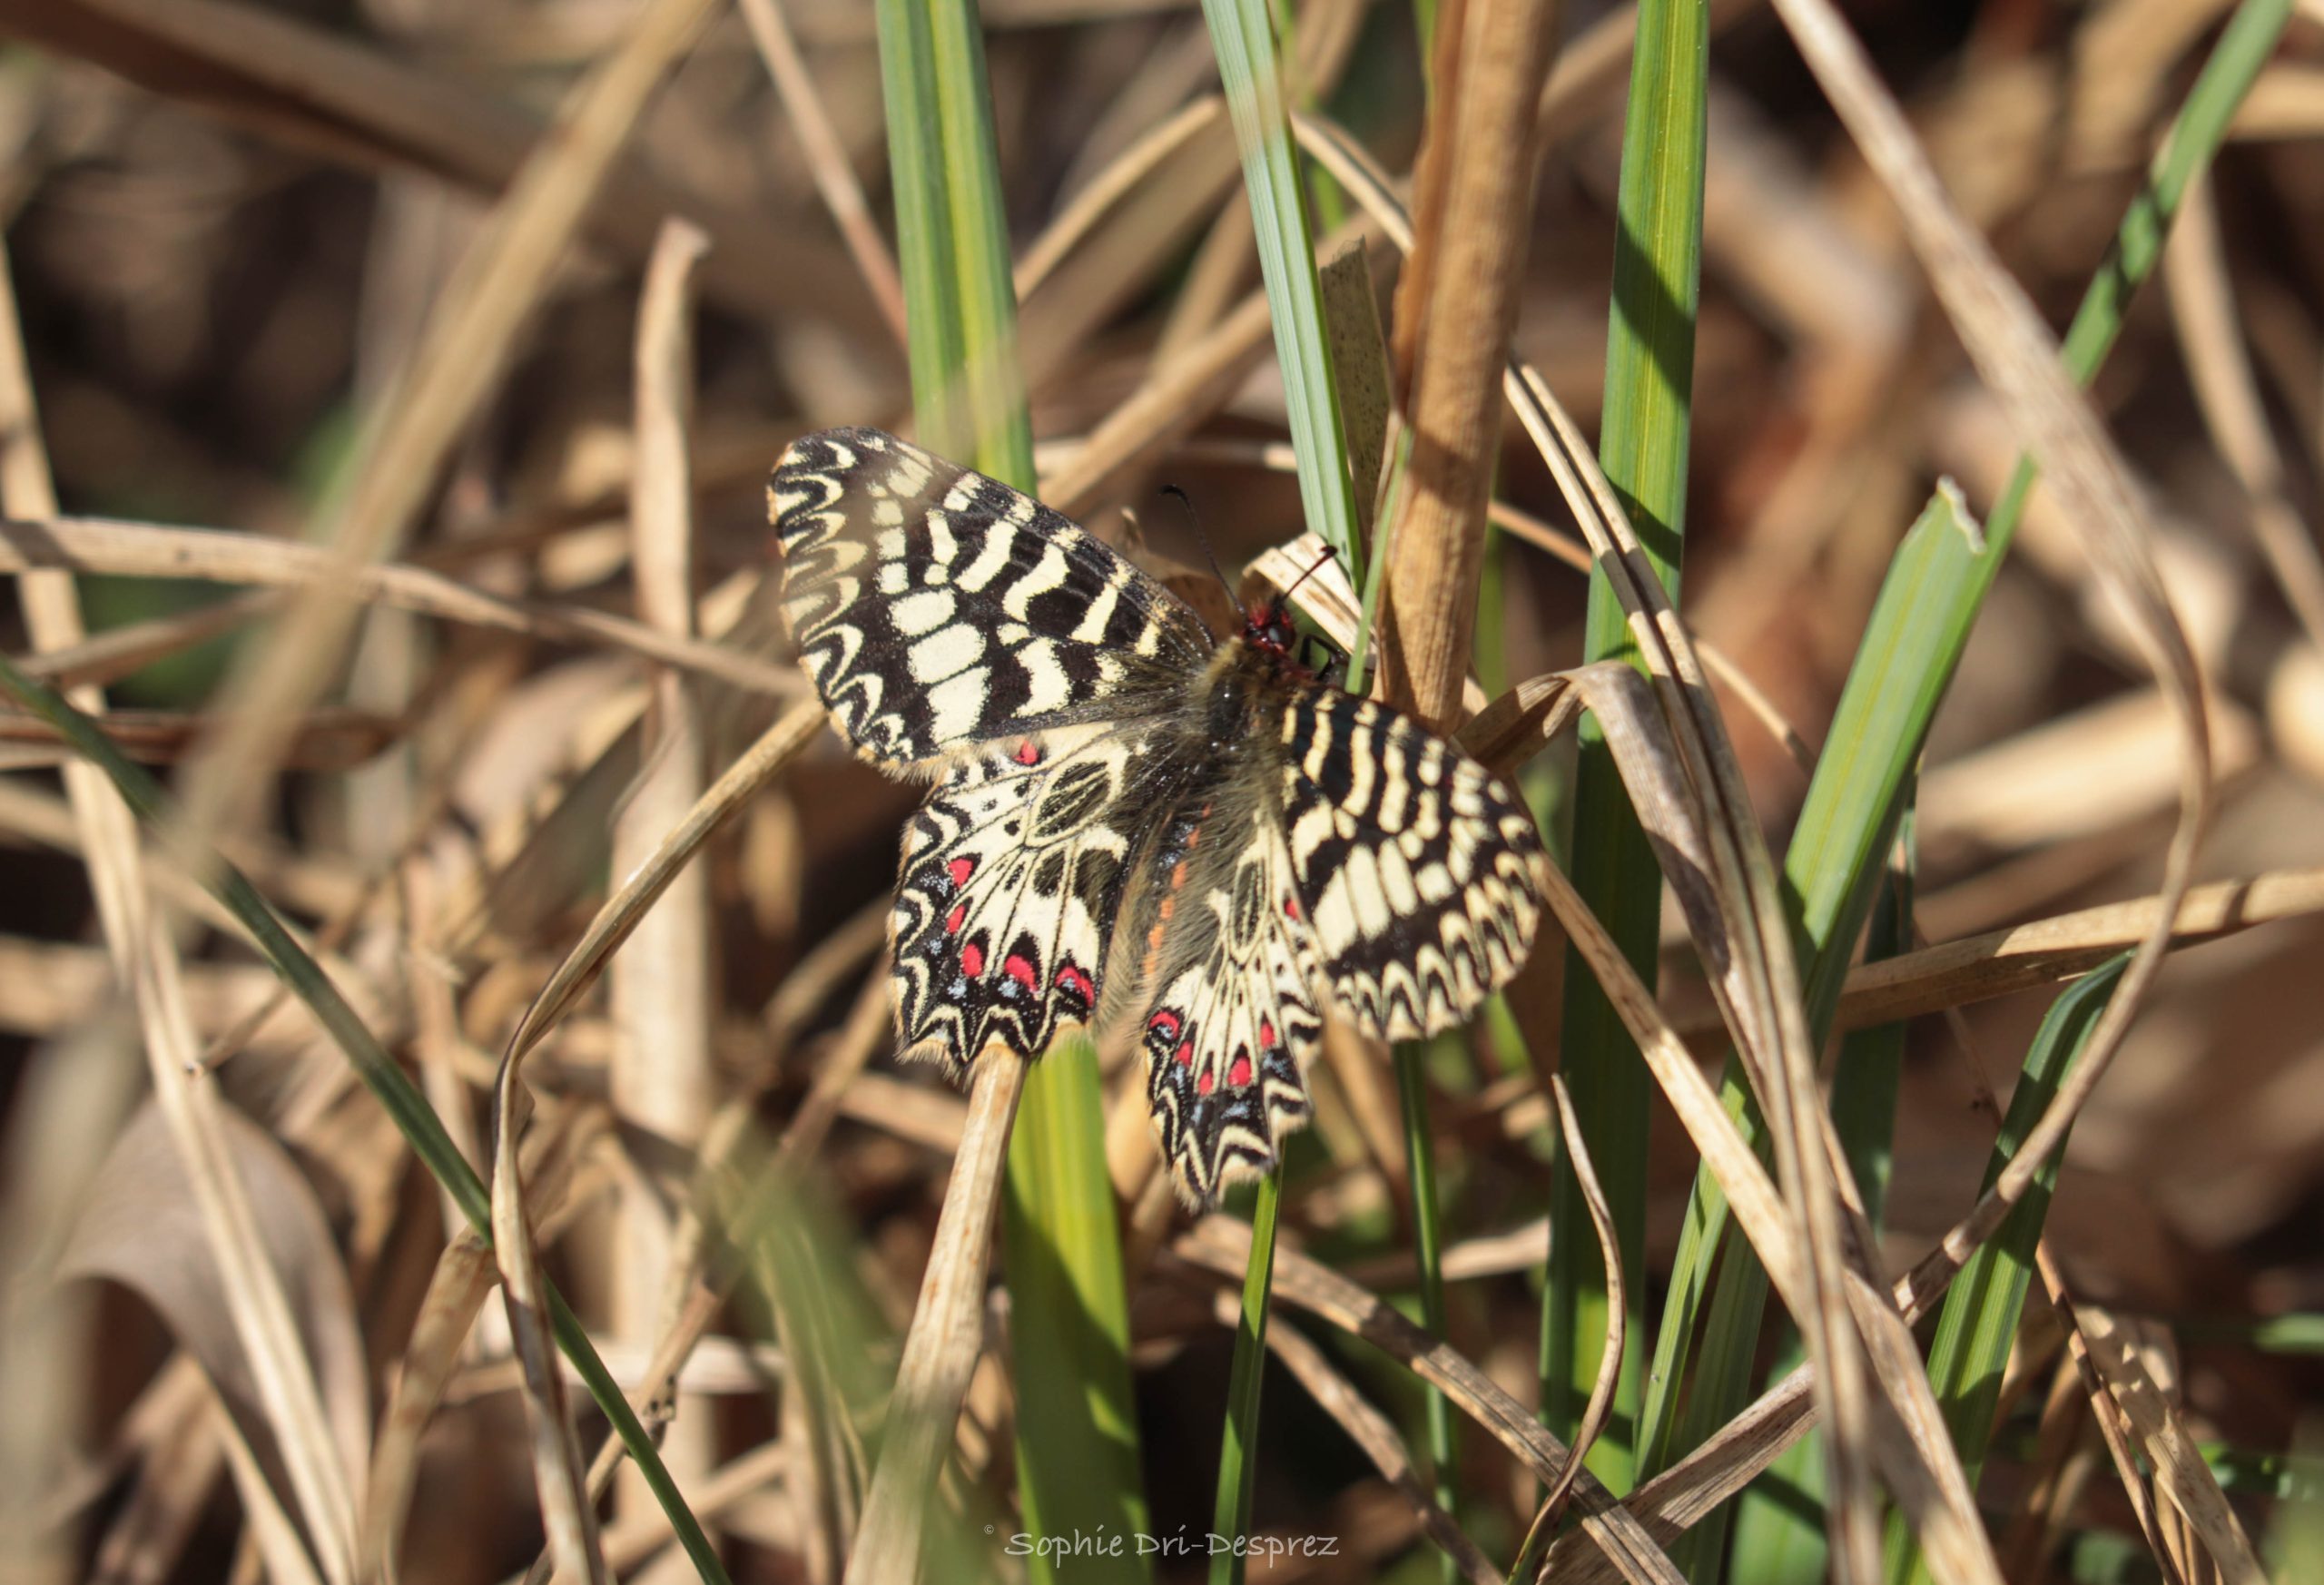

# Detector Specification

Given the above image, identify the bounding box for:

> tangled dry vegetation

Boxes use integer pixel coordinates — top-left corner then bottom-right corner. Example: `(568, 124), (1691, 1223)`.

(1, 0), (2322, 1581)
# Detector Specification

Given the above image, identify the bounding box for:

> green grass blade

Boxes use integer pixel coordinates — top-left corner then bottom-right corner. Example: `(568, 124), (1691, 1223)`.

(1629, 6), (2290, 1560)
(874, 0), (1146, 1566)
(1396, 1039), (1460, 1582)
(1886, 956), (2129, 1585)
(2175, 1314), (2324, 1354)
(1196, 0), (1361, 577)
(0, 653), (733, 1585)
(1209, 1167), (1283, 1585)
(1546, 0), (1709, 1491)
(1003, 1036), (1152, 1577)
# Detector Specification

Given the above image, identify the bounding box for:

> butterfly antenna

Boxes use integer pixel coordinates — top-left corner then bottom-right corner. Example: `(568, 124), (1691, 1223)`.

(1279, 542), (1340, 605)
(1160, 482), (1240, 608)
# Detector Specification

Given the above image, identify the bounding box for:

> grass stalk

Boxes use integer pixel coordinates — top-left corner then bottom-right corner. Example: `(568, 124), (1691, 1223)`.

(1546, 0), (1707, 1491)
(1207, 1168), (1282, 1585)
(1395, 1040), (1460, 1578)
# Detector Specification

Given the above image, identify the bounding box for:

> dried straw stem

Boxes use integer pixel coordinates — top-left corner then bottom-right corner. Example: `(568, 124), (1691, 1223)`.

(1378, 0), (1562, 726)
(843, 1050), (1028, 1585)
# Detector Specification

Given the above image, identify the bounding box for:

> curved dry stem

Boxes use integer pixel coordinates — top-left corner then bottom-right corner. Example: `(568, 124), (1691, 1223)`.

(504, 698), (826, 1062)
(1516, 1071), (1626, 1570)
(738, 0), (909, 346)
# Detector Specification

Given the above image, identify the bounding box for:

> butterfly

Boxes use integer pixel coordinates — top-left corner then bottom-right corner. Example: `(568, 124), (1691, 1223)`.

(770, 427), (1547, 1206)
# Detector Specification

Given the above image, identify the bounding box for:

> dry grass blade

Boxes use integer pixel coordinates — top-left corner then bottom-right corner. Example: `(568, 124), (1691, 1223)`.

(1168, 1218), (1687, 1585)
(2041, 1256), (2268, 1585)
(1378, 0), (1561, 727)
(1819, 866), (2324, 1041)
(1208, 1288), (1500, 1585)
(737, 0), (909, 345)
(1766, 0), (2213, 1303)
(0, 516), (799, 697)
(363, 1109), (606, 1585)
(175, 0), (724, 849)
(1, 247), (363, 1585)
(482, 694), (822, 1583)
(1038, 217), (1389, 519)
(842, 1053), (1027, 1585)
(1013, 96), (1226, 297)
(611, 216), (718, 1560)
(359, 1236), (497, 1585)
(0, 704), (402, 771)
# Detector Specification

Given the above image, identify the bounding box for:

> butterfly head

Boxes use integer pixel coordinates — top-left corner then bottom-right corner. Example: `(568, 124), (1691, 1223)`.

(1242, 597), (1303, 661)
(1240, 542), (1341, 675)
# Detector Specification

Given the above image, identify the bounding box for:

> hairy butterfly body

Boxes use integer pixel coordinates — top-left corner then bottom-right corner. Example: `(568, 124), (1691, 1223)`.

(772, 427), (1546, 1205)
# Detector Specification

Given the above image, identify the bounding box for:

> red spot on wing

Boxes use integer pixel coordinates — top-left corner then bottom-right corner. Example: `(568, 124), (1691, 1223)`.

(945, 902), (967, 934)
(946, 857), (975, 888)
(1259, 1019), (1277, 1050)
(1003, 953), (1039, 992)
(1013, 740), (1040, 766)
(1148, 1009), (1181, 1039)
(1196, 1069), (1215, 1096)
(1228, 1050), (1254, 1088)
(1173, 1040), (1194, 1068)
(1056, 964), (1096, 1002)
(960, 941), (985, 977)
(1284, 896), (1302, 920)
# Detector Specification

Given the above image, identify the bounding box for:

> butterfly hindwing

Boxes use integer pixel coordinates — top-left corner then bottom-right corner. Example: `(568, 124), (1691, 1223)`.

(1136, 789), (1323, 1205)
(771, 428), (1208, 765)
(1277, 689), (1546, 1041)
(890, 722), (1170, 1070)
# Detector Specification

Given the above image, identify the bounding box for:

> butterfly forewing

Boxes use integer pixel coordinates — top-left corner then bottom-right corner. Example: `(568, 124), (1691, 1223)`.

(1276, 690), (1546, 1042)
(771, 428), (1206, 765)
